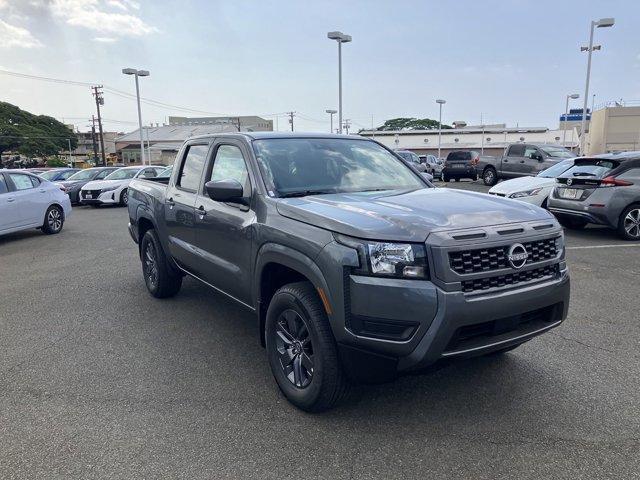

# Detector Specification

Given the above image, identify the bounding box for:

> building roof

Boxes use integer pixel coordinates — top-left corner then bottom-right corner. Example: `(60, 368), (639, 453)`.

(116, 124), (241, 143)
(360, 126), (551, 136)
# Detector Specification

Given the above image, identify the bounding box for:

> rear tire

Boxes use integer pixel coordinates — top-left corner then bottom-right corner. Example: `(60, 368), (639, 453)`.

(483, 167), (498, 186)
(618, 204), (640, 241)
(140, 229), (182, 298)
(265, 281), (349, 412)
(42, 205), (64, 234)
(559, 217), (588, 230)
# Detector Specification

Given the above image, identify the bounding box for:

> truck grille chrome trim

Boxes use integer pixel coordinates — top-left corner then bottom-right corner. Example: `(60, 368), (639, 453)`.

(449, 237), (558, 275)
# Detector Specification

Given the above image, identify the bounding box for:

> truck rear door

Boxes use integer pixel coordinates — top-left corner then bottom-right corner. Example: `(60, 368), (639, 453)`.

(503, 144), (526, 177)
(164, 140), (212, 271)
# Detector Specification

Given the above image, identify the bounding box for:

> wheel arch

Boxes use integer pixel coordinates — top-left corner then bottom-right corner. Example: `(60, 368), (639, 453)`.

(255, 244), (333, 347)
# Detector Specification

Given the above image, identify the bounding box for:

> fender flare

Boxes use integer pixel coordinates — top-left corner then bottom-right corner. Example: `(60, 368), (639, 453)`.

(254, 243), (334, 345)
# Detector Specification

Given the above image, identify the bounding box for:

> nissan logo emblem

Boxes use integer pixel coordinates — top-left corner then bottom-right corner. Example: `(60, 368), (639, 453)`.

(567, 178), (573, 186)
(507, 243), (528, 269)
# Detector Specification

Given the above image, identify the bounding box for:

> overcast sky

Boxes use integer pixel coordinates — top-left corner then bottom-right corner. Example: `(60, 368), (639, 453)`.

(0, 0), (639, 134)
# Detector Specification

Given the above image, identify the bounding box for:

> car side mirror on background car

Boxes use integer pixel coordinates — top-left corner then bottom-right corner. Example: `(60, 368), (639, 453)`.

(205, 179), (245, 203)
(534, 153), (544, 161)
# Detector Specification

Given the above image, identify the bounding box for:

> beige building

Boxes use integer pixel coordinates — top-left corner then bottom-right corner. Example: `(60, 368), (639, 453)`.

(586, 105), (640, 155)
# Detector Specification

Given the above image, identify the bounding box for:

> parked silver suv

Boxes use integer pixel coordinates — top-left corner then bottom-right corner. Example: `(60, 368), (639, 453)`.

(548, 152), (640, 240)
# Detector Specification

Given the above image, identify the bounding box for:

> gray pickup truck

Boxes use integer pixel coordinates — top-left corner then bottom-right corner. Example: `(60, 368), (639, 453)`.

(477, 143), (574, 186)
(127, 132), (570, 411)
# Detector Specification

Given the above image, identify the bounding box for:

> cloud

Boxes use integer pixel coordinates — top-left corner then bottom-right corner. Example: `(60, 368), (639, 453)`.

(0, 19), (43, 48)
(50, 0), (157, 37)
(93, 36), (117, 42)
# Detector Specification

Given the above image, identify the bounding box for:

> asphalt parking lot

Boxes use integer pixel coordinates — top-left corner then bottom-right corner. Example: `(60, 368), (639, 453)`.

(1, 181), (639, 479)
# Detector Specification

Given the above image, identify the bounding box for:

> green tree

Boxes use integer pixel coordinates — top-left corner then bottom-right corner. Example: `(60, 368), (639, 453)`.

(376, 117), (452, 131)
(0, 102), (77, 160)
(46, 157), (69, 167)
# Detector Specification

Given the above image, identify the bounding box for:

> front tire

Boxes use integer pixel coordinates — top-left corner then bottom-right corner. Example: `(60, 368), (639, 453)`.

(618, 204), (640, 241)
(42, 205), (64, 234)
(265, 282), (349, 412)
(140, 229), (182, 298)
(120, 188), (128, 207)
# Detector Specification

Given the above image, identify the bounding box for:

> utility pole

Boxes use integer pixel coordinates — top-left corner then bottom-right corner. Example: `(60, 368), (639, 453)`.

(235, 117), (242, 132)
(90, 116), (99, 167)
(92, 85), (107, 166)
(287, 111), (295, 132)
(343, 119), (351, 135)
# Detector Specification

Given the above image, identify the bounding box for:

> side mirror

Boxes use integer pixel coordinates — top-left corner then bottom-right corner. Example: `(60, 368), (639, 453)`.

(204, 179), (244, 202)
(535, 153), (544, 162)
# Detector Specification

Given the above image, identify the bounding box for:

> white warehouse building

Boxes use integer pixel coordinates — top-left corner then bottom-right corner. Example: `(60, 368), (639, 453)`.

(359, 124), (579, 158)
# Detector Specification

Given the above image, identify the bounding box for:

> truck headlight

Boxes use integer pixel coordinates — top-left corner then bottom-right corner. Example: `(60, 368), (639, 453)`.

(509, 188), (543, 198)
(335, 235), (429, 279)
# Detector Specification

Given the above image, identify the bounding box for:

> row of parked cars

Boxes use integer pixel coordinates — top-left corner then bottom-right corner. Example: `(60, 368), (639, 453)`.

(0, 164), (171, 237)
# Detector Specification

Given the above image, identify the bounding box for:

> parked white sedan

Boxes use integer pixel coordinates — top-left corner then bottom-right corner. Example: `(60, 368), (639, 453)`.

(488, 159), (575, 207)
(79, 166), (165, 207)
(0, 169), (72, 236)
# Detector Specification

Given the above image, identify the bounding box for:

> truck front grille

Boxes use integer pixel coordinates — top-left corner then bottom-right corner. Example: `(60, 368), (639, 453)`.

(461, 264), (559, 293)
(449, 237), (558, 275)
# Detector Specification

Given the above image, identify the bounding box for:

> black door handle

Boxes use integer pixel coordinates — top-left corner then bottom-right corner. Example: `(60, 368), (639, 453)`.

(520, 160), (525, 163)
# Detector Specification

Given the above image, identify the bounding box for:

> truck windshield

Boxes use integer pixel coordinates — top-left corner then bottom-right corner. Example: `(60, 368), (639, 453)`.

(253, 138), (425, 197)
(539, 146), (574, 158)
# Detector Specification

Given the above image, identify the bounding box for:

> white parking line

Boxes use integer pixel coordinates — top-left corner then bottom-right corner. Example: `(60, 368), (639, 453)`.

(567, 244), (640, 250)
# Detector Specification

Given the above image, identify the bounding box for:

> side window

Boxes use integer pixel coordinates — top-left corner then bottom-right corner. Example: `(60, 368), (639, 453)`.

(60, 171), (75, 180)
(30, 176), (41, 187)
(178, 144), (209, 191)
(96, 170), (111, 179)
(210, 145), (250, 188)
(524, 146), (539, 159)
(139, 168), (157, 178)
(8, 173), (36, 191)
(0, 174), (7, 194)
(508, 144), (525, 156)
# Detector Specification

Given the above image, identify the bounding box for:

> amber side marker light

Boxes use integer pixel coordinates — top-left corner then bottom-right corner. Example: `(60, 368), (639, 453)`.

(317, 287), (333, 315)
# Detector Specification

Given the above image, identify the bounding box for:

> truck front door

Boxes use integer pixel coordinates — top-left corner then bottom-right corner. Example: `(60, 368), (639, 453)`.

(503, 144), (527, 177)
(164, 141), (211, 271)
(192, 140), (255, 307)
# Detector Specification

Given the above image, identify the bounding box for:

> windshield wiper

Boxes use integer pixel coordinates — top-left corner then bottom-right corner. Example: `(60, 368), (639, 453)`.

(279, 189), (337, 198)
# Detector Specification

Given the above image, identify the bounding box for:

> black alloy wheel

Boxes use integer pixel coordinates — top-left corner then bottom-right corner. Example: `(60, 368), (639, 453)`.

(275, 309), (315, 388)
(143, 240), (159, 291)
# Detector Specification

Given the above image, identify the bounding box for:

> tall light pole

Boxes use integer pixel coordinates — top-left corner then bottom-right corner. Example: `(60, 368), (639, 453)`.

(325, 109), (337, 133)
(579, 17), (614, 155)
(122, 67), (150, 165)
(436, 99), (446, 159)
(563, 93), (580, 148)
(327, 31), (351, 134)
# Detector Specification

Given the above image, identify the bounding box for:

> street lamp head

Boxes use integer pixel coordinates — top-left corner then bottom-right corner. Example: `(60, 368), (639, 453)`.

(137, 70), (150, 77)
(569, 94), (580, 99)
(436, 99), (446, 104)
(122, 68), (136, 75)
(327, 31), (351, 42)
(596, 17), (615, 28)
(325, 109), (337, 114)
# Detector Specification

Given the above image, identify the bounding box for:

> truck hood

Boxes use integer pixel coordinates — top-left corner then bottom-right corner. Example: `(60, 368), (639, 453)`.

(276, 188), (552, 242)
(489, 176), (556, 194)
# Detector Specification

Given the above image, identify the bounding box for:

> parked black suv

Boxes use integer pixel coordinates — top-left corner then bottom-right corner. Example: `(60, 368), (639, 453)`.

(442, 151), (479, 182)
(127, 133), (570, 411)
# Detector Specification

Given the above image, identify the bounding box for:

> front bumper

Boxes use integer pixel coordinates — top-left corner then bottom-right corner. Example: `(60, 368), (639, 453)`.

(79, 190), (119, 205)
(317, 225), (570, 382)
(442, 166), (477, 178)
